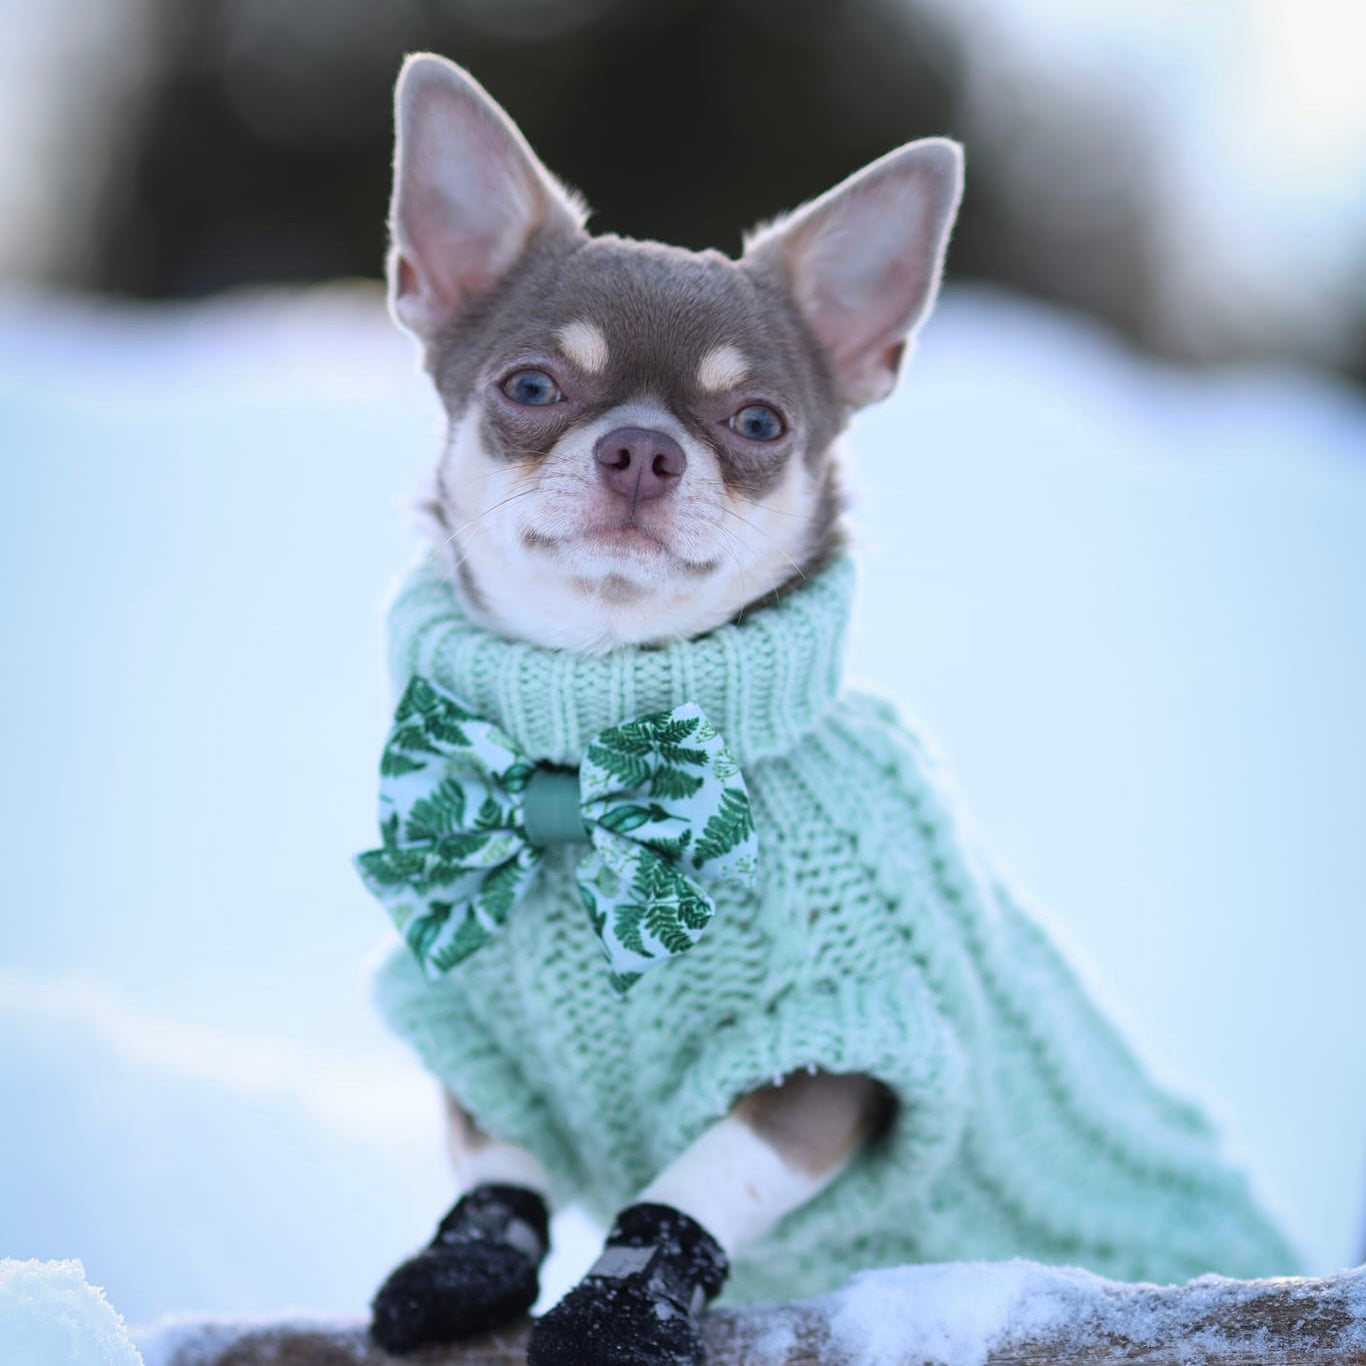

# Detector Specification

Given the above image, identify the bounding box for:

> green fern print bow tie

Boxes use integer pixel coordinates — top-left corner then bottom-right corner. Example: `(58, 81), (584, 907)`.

(355, 676), (759, 994)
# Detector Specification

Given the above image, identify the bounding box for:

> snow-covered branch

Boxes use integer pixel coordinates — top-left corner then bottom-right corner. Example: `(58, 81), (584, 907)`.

(141, 1260), (1366, 1366)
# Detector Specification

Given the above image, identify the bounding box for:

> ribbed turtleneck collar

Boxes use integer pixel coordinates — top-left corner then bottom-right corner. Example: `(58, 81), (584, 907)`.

(384, 557), (855, 767)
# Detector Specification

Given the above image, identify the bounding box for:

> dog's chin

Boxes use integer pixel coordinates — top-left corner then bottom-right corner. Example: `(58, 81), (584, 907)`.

(457, 520), (802, 652)
(524, 520), (717, 584)
(455, 495), (813, 651)
(575, 523), (676, 567)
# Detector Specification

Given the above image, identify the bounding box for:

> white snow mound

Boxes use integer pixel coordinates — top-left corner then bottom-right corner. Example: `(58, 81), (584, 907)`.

(825, 1259), (1366, 1366)
(0, 1259), (144, 1366)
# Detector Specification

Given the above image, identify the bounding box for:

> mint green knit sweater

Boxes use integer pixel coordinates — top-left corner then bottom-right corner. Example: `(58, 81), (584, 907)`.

(370, 556), (1298, 1302)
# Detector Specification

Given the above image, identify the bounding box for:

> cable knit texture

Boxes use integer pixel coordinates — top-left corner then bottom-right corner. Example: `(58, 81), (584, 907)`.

(371, 554), (1299, 1302)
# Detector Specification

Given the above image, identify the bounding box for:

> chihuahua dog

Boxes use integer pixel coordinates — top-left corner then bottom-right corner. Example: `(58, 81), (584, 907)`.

(360, 51), (1293, 1366)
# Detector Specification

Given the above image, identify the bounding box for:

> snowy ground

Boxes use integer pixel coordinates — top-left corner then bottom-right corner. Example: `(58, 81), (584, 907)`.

(0, 1258), (142, 1366)
(1, 282), (1363, 1335)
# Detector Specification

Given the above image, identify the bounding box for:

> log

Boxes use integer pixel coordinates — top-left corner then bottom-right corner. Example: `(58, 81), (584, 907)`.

(139, 1261), (1366, 1366)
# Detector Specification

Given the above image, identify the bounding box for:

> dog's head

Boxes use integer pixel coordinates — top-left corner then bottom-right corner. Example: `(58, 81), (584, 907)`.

(389, 55), (962, 652)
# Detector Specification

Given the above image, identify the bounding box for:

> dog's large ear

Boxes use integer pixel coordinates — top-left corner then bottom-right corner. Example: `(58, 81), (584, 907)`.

(743, 140), (963, 408)
(388, 54), (587, 342)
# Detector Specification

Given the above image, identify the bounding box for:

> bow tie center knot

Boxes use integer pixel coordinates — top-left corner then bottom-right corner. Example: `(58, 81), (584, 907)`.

(522, 766), (589, 847)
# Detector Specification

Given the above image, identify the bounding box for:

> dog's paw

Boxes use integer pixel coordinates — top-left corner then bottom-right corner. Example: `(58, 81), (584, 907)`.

(369, 1184), (549, 1355)
(526, 1203), (727, 1366)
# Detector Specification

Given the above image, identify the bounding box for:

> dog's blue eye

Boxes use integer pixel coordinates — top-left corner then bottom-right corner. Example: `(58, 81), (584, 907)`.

(729, 404), (784, 441)
(502, 369), (562, 406)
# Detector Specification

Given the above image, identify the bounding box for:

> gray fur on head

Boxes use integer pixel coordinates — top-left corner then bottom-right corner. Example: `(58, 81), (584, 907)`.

(388, 53), (963, 653)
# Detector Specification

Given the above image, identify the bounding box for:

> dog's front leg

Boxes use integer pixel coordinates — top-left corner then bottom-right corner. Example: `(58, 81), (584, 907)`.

(640, 1070), (892, 1252)
(369, 1092), (553, 1354)
(440, 1089), (554, 1196)
(527, 1071), (891, 1366)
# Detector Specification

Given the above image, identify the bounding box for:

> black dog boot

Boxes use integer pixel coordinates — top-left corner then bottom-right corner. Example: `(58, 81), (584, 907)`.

(369, 1183), (550, 1354)
(527, 1203), (728, 1366)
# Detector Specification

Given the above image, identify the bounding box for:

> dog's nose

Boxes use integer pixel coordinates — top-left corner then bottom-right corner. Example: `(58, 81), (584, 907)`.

(593, 427), (686, 502)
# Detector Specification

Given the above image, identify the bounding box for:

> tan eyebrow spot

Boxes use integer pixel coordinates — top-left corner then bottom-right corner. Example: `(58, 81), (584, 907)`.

(556, 320), (609, 374)
(697, 344), (749, 391)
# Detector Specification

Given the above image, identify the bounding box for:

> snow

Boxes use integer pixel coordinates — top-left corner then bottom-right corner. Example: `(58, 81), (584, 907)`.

(0, 1259), (143, 1366)
(830, 1262), (1043, 1366)
(19, 1258), (1360, 1366)
(825, 1260), (1366, 1366)
(744, 1316), (800, 1364)
(133, 1314), (364, 1366)
(1, 282), (1363, 1330)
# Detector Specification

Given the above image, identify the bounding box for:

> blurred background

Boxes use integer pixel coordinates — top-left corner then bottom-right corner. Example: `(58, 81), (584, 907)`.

(4, 0), (1366, 375)
(2, 0), (1365, 1342)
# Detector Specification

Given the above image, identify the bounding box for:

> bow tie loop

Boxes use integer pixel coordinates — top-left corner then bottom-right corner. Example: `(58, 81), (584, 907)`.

(356, 676), (759, 992)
